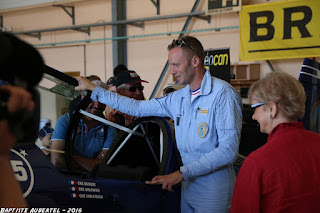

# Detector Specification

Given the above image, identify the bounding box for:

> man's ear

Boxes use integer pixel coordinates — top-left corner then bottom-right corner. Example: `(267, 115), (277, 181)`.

(192, 55), (200, 68)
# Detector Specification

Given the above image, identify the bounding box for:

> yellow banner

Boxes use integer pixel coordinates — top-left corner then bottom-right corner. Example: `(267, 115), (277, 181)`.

(240, 0), (320, 61)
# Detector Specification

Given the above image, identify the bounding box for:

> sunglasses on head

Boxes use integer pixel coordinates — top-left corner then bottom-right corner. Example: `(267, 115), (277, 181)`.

(125, 85), (144, 92)
(171, 38), (202, 58)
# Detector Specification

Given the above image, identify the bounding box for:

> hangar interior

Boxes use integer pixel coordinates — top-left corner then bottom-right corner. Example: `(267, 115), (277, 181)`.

(0, 0), (318, 137)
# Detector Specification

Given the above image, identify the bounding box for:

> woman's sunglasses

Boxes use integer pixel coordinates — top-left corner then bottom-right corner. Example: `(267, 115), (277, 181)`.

(251, 102), (268, 113)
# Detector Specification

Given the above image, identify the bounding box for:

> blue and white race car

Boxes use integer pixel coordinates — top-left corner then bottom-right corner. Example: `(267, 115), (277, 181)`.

(10, 66), (181, 213)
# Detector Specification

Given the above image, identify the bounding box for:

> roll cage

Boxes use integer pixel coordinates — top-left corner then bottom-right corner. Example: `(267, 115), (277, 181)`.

(42, 65), (180, 179)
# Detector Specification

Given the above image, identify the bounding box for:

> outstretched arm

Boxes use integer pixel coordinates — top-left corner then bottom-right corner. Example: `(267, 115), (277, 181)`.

(75, 76), (97, 91)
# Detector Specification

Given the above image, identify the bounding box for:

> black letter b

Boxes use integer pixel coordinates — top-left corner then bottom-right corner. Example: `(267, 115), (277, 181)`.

(249, 11), (274, 42)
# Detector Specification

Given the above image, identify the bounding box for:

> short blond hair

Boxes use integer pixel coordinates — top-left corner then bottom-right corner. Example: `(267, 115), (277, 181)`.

(168, 36), (205, 62)
(248, 71), (306, 120)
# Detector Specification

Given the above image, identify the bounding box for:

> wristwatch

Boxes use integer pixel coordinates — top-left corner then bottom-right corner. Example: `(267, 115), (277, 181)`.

(179, 167), (182, 174)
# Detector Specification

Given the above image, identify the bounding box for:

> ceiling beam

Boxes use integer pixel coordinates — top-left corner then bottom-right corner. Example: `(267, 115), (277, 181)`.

(13, 11), (206, 36)
(0, 0), (90, 14)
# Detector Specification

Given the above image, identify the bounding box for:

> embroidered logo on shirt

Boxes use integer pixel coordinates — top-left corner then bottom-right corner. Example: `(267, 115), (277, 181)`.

(95, 127), (105, 139)
(197, 122), (209, 138)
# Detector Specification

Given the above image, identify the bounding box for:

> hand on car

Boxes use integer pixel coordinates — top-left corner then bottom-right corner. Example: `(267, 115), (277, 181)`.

(75, 76), (97, 91)
(145, 171), (183, 192)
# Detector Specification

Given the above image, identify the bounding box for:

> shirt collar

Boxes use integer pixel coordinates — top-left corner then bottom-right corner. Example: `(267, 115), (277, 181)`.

(181, 70), (211, 98)
(200, 70), (212, 96)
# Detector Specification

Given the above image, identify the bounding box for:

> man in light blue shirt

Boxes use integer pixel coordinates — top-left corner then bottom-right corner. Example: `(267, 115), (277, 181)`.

(51, 81), (117, 172)
(75, 36), (242, 213)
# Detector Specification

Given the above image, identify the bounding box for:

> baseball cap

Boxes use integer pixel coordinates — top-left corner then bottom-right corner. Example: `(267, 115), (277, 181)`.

(39, 125), (54, 138)
(39, 119), (51, 131)
(115, 70), (148, 87)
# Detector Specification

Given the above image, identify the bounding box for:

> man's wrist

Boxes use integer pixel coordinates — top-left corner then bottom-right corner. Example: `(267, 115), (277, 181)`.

(178, 167), (184, 181)
(90, 84), (97, 91)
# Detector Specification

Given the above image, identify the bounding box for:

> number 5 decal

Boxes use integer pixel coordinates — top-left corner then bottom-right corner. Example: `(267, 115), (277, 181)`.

(10, 149), (34, 198)
(10, 160), (28, 181)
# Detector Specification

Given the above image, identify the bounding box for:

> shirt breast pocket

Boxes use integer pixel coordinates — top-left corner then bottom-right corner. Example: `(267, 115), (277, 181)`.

(195, 107), (212, 139)
(194, 107), (217, 153)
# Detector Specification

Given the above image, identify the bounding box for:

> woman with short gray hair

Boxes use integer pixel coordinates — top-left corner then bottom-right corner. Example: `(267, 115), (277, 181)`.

(231, 71), (320, 213)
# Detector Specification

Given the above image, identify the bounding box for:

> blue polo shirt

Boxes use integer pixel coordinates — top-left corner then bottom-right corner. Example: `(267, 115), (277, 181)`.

(51, 113), (116, 158)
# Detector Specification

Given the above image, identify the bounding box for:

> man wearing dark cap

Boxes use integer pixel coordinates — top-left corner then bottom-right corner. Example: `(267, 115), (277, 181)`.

(105, 70), (148, 126)
(115, 70), (148, 101)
